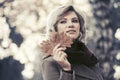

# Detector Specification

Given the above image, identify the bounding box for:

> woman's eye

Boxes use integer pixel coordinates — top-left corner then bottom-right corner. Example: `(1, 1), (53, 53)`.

(60, 20), (66, 24)
(72, 19), (79, 23)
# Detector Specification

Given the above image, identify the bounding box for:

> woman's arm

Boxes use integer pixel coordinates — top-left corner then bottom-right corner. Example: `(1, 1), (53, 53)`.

(42, 57), (73, 80)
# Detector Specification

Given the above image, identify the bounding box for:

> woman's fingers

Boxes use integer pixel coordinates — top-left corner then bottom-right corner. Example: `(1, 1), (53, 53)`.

(53, 44), (67, 61)
(53, 51), (71, 71)
(53, 44), (61, 52)
(52, 44), (66, 55)
(53, 51), (67, 61)
(53, 51), (68, 67)
(52, 44), (71, 71)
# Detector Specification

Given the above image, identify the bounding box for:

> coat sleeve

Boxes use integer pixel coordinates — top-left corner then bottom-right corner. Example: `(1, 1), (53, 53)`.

(42, 57), (73, 80)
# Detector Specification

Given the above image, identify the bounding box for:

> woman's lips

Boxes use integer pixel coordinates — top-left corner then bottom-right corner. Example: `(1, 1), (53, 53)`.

(66, 30), (76, 34)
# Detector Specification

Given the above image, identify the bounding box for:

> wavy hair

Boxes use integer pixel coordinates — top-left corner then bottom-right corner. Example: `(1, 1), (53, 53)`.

(46, 5), (86, 42)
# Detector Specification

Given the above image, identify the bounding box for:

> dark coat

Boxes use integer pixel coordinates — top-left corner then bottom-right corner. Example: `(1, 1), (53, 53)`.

(41, 56), (103, 80)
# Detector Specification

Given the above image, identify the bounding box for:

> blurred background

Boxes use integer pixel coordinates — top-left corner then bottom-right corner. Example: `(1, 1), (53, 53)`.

(0, 0), (120, 80)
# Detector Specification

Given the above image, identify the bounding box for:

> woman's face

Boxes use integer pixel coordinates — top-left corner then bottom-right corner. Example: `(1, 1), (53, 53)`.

(56, 11), (80, 39)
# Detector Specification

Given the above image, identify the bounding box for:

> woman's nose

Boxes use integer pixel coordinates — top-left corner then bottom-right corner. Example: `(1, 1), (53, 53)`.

(67, 21), (74, 28)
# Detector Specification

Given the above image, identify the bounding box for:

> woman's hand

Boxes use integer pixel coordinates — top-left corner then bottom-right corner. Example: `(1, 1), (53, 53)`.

(52, 44), (71, 71)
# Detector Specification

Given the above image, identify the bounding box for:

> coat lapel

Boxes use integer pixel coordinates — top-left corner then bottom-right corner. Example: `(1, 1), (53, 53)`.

(74, 65), (99, 80)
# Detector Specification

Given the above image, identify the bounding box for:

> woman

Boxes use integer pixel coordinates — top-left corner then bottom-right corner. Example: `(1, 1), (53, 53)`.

(41, 5), (103, 80)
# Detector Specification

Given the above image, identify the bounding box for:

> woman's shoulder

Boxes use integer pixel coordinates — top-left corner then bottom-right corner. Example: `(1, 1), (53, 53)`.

(41, 55), (61, 70)
(42, 55), (52, 60)
(42, 55), (58, 65)
(42, 55), (54, 62)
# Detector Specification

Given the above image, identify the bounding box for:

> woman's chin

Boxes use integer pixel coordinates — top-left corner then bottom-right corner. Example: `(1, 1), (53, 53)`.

(66, 34), (77, 39)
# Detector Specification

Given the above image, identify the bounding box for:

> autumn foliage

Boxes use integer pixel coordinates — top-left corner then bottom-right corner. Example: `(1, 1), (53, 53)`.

(40, 32), (73, 55)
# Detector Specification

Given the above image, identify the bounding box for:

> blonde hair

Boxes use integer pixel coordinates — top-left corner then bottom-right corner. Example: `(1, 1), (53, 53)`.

(46, 5), (86, 42)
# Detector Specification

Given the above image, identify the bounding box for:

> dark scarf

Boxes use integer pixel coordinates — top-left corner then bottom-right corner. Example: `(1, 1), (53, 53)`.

(64, 40), (98, 67)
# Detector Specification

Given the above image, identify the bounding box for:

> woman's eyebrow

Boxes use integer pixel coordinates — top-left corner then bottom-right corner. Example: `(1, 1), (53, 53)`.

(59, 18), (67, 21)
(58, 17), (78, 21)
(72, 17), (79, 20)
